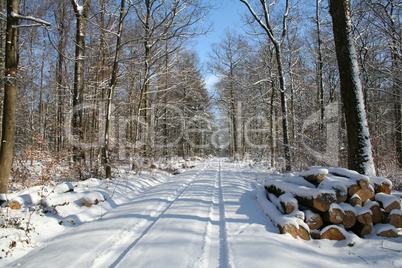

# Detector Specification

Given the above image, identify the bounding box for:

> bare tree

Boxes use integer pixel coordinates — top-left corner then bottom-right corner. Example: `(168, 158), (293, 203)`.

(208, 29), (250, 158)
(0, 0), (50, 194)
(103, 0), (126, 179)
(240, 0), (292, 171)
(71, 0), (91, 173)
(316, 0), (325, 125)
(0, 0), (18, 194)
(329, 0), (376, 176)
(128, 0), (210, 159)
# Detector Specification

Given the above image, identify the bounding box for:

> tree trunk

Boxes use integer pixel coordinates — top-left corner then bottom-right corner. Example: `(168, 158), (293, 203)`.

(71, 0), (91, 172)
(316, 0), (325, 126)
(55, 2), (67, 153)
(0, 0), (18, 194)
(329, 0), (376, 176)
(103, 0), (125, 179)
(240, 0), (292, 171)
(0, 0), (6, 143)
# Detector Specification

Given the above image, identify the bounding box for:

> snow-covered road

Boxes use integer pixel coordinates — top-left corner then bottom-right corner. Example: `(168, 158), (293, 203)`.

(7, 159), (402, 268)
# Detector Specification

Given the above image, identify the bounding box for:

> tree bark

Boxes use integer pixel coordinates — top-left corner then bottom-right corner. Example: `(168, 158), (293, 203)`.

(103, 0), (125, 179)
(329, 0), (376, 176)
(71, 0), (91, 169)
(0, 0), (18, 194)
(316, 0), (325, 126)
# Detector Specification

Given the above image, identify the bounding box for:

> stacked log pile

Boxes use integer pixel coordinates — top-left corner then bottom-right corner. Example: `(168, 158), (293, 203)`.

(258, 167), (401, 240)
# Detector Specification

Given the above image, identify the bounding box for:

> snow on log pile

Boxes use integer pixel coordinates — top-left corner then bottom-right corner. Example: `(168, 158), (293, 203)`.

(261, 167), (401, 240)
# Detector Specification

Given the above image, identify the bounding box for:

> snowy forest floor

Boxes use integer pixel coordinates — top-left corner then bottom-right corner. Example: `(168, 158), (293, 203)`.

(1, 158), (402, 267)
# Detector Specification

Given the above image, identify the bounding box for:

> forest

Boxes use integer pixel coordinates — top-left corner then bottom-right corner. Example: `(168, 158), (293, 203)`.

(0, 0), (401, 194)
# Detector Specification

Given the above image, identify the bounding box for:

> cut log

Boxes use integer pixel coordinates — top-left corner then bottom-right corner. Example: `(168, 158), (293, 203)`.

(288, 209), (305, 221)
(323, 174), (359, 197)
(323, 203), (344, 224)
(355, 206), (373, 225)
(370, 177), (392, 194)
(354, 186), (375, 203)
(327, 167), (370, 184)
(363, 200), (383, 224)
(83, 192), (105, 207)
(348, 194), (362, 207)
(304, 210), (324, 230)
(348, 184), (361, 196)
(310, 229), (321, 239)
(280, 224), (299, 238)
(351, 223), (373, 237)
(339, 203), (357, 229)
(297, 224), (311, 240)
(280, 175), (316, 188)
(298, 168), (328, 185)
(8, 199), (23, 210)
(278, 193), (298, 214)
(357, 179), (370, 189)
(327, 168), (372, 198)
(264, 179), (336, 212)
(375, 193), (401, 212)
(374, 224), (399, 238)
(320, 225), (347, 240)
(267, 193), (284, 213)
(317, 176), (348, 203)
(257, 186), (310, 240)
(389, 210), (402, 228)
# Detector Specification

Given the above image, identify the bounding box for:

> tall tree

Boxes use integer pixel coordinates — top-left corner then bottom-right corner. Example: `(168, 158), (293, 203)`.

(0, 0), (49, 194)
(71, 0), (91, 170)
(128, 0), (210, 159)
(103, 0), (126, 179)
(316, 0), (325, 125)
(0, 0), (18, 194)
(240, 0), (292, 171)
(329, 0), (376, 176)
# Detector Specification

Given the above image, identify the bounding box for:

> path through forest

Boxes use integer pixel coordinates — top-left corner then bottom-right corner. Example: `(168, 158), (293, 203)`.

(7, 159), (402, 268)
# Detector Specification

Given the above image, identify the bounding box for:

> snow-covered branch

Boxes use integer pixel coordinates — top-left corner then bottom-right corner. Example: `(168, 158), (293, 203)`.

(11, 11), (51, 26)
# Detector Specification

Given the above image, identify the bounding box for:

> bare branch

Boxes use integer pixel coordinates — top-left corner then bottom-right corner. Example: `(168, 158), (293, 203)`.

(11, 11), (51, 26)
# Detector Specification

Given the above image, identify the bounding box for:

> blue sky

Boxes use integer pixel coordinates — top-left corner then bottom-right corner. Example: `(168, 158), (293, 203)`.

(193, 0), (248, 90)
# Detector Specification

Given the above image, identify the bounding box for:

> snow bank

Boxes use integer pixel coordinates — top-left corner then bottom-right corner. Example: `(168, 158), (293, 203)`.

(53, 182), (74, 194)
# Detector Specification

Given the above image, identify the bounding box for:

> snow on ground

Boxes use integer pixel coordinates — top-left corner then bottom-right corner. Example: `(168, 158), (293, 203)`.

(1, 158), (402, 267)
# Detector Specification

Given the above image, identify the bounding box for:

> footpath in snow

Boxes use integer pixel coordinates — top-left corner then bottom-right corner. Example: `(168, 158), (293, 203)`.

(4, 158), (402, 267)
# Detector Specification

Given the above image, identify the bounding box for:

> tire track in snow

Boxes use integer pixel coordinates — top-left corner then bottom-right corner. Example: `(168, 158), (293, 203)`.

(217, 159), (231, 268)
(197, 162), (220, 268)
(196, 159), (231, 268)
(102, 162), (210, 268)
